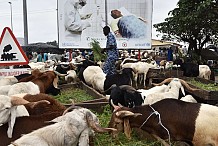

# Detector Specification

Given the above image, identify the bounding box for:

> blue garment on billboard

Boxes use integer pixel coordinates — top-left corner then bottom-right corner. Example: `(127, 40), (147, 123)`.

(118, 15), (146, 38)
(103, 32), (119, 75)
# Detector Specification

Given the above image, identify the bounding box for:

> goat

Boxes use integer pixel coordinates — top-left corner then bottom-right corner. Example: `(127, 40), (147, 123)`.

(9, 106), (116, 146)
(143, 78), (198, 105)
(108, 98), (218, 146)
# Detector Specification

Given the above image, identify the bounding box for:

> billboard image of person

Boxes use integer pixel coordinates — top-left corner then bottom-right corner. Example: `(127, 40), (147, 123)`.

(58, 0), (152, 49)
(110, 8), (147, 39)
(64, 0), (92, 41)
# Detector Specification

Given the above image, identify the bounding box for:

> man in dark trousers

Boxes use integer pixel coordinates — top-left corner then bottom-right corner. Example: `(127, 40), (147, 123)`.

(102, 26), (119, 75)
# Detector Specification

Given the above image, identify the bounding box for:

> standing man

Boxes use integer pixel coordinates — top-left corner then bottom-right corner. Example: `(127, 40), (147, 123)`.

(102, 26), (119, 75)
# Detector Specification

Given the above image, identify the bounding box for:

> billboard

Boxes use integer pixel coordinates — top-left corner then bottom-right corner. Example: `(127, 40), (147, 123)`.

(58, 0), (152, 49)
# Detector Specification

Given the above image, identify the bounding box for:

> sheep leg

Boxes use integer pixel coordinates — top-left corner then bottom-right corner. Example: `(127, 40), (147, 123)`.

(134, 73), (138, 89)
(143, 73), (147, 88)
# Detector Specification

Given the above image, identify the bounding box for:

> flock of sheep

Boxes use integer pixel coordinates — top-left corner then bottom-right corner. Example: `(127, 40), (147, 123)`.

(0, 56), (217, 146)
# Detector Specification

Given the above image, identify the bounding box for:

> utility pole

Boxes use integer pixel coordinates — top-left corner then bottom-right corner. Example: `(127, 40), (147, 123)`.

(23, 0), (28, 45)
(8, 2), (13, 32)
(105, 0), (108, 25)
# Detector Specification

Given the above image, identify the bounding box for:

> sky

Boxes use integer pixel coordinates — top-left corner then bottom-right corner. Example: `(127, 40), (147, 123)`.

(0, 0), (179, 44)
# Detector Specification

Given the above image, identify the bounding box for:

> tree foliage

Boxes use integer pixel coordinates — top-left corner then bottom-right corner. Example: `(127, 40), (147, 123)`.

(154, 0), (218, 53)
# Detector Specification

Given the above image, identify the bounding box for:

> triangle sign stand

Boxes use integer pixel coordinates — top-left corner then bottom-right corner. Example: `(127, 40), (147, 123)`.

(0, 27), (29, 66)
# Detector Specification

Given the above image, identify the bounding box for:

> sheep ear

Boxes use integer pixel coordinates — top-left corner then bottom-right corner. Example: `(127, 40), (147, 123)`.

(181, 86), (185, 96)
(7, 107), (17, 138)
(7, 106), (29, 138)
(124, 119), (131, 139)
(53, 76), (58, 88)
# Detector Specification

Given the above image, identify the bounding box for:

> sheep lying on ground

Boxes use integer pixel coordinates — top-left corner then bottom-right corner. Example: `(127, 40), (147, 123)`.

(108, 98), (218, 146)
(9, 106), (116, 146)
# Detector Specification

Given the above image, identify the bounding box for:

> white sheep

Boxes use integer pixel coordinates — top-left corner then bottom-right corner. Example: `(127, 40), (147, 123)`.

(143, 78), (198, 105)
(65, 70), (77, 83)
(131, 62), (157, 88)
(0, 76), (19, 86)
(0, 85), (13, 95)
(83, 66), (104, 86)
(28, 62), (46, 72)
(137, 84), (170, 100)
(91, 72), (106, 92)
(9, 106), (116, 146)
(121, 61), (157, 88)
(7, 82), (40, 96)
(199, 65), (211, 80)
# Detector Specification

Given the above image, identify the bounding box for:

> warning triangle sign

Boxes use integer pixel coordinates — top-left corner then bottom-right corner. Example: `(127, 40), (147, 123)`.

(0, 27), (29, 66)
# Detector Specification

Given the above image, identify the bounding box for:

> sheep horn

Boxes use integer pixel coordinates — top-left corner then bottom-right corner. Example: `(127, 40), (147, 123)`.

(119, 85), (138, 92)
(179, 79), (199, 91)
(86, 112), (117, 133)
(116, 110), (142, 118)
(53, 70), (67, 77)
(102, 84), (117, 94)
(60, 65), (69, 69)
(110, 99), (121, 111)
(11, 96), (50, 108)
(62, 105), (82, 115)
(27, 100), (51, 109)
(11, 96), (30, 106)
(152, 78), (173, 86)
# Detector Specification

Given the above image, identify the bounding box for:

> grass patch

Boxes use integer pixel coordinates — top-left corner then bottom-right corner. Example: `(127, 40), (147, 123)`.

(188, 79), (218, 91)
(53, 88), (94, 104)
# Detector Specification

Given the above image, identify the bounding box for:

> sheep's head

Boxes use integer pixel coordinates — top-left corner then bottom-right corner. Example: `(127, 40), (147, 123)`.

(0, 95), (13, 124)
(152, 78), (199, 95)
(53, 106), (117, 135)
(108, 108), (141, 139)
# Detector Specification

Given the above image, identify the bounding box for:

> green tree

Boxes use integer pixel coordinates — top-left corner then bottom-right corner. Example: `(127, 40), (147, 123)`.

(154, 0), (218, 55)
